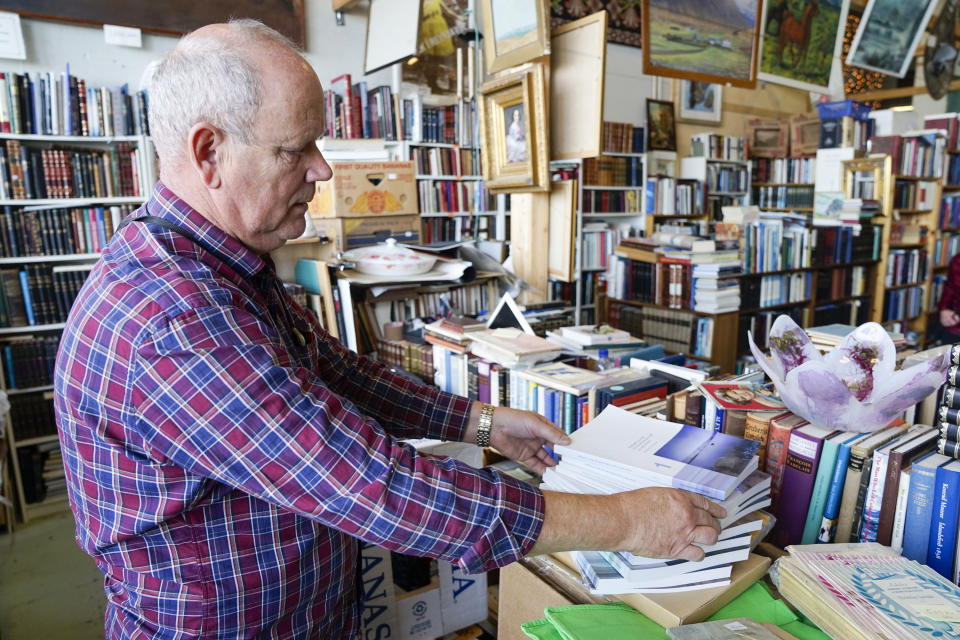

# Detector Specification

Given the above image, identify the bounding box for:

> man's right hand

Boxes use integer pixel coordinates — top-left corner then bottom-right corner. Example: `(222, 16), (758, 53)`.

(528, 488), (725, 562)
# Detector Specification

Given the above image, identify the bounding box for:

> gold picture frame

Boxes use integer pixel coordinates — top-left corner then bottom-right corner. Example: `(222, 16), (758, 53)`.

(479, 0), (550, 75)
(479, 63), (549, 193)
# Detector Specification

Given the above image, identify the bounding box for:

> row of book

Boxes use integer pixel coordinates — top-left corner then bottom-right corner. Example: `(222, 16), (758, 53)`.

(690, 133), (746, 161)
(750, 157), (815, 185)
(948, 153), (960, 187)
(934, 232), (960, 267)
(742, 221), (878, 274)
(940, 194), (960, 229)
(752, 185), (814, 210)
(9, 390), (57, 442)
(548, 275), (597, 308)
(0, 204), (133, 257)
(738, 272), (810, 310)
(1, 140), (145, 201)
(601, 121), (643, 154)
(420, 216), (476, 244)
(409, 146), (480, 177)
(0, 263), (92, 327)
(324, 75), (398, 141)
(884, 247), (928, 287)
(872, 130), (947, 179)
(416, 179), (491, 215)
(813, 265), (869, 301)
(645, 176), (704, 216)
(820, 115), (871, 151)
(398, 96), (476, 146)
(0, 70), (149, 137)
(882, 285), (925, 323)
(581, 189), (642, 214)
(705, 163), (748, 194)
(892, 178), (938, 211)
(0, 335), (59, 390)
(580, 224), (621, 270)
(16, 440), (61, 504)
(582, 155), (643, 187)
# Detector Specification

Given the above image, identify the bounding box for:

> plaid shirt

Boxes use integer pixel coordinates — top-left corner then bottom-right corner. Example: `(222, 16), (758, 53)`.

(54, 183), (544, 639)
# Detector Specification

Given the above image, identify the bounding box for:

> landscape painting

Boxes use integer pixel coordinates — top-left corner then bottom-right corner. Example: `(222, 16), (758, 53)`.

(846, 0), (938, 78)
(642, 0), (762, 87)
(492, 0), (539, 54)
(758, 0), (850, 93)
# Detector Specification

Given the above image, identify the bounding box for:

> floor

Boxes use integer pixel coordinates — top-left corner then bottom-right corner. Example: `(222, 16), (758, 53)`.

(0, 510), (105, 640)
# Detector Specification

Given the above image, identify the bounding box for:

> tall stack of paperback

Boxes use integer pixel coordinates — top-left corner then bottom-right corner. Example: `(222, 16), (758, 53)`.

(939, 347), (960, 458)
(542, 405), (773, 594)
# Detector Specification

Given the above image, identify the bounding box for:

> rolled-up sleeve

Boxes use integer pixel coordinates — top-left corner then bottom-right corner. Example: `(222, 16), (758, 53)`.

(130, 304), (544, 572)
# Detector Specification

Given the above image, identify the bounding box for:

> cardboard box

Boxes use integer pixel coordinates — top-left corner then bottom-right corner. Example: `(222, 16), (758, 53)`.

(312, 214), (421, 251)
(310, 161), (418, 218)
(497, 553), (771, 640)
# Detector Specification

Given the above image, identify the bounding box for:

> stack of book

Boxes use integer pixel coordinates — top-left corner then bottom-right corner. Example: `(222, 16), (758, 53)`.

(804, 323), (906, 352)
(777, 543), (960, 639)
(422, 316), (486, 354)
(543, 405), (772, 593)
(544, 324), (646, 361)
(467, 328), (563, 368)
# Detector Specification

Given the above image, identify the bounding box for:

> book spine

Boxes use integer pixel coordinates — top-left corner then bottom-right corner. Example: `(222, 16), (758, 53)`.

(765, 417), (794, 512)
(926, 465), (960, 579)
(771, 430), (824, 548)
(801, 439), (841, 544)
(849, 456), (875, 543)
(858, 450), (889, 543)
(902, 461), (941, 562)
(835, 451), (868, 545)
(18, 269), (34, 326)
(890, 467), (911, 553)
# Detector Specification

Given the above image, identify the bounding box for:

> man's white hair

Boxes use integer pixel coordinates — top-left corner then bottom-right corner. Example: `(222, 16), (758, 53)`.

(147, 19), (301, 169)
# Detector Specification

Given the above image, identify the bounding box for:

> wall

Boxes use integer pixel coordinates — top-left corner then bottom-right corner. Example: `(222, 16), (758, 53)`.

(4, 2), (390, 94)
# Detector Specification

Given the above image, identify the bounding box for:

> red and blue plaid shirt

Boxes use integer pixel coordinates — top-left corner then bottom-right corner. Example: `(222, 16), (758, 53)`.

(53, 183), (544, 639)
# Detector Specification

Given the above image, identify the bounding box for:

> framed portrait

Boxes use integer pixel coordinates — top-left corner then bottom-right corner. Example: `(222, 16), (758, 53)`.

(847, 0), (938, 78)
(790, 111), (820, 156)
(746, 118), (789, 158)
(479, 0), (550, 74)
(641, 0), (762, 87)
(675, 80), (722, 124)
(551, 11), (607, 160)
(479, 64), (549, 192)
(757, 0), (851, 93)
(646, 99), (677, 152)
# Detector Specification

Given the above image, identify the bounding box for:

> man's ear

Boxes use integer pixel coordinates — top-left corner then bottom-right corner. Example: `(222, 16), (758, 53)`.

(187, 122), (223, 189)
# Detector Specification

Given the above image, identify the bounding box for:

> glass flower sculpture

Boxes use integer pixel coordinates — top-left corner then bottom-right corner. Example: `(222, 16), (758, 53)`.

(748, 316), (949, 432)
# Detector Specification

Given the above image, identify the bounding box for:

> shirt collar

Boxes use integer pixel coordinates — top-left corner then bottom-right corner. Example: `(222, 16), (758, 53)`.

(146, 181), (272, 282)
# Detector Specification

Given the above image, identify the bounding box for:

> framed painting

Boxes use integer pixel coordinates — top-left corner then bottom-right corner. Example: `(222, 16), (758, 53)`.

(646, 99), (677, 152)
(846, 0), (938, 78)
(550, 11), (607, 160)
(758, 0), (850, 93)
(747, 118), (789, 157)
(790, 111), (820, 156)
(402, 0), (469, 95)
(675, 80), (722, 124)
(479, 0), (550, 74)
(550, 0), (642, 48)
(479, 63), (549, 192)
(641, 0), (762, 87)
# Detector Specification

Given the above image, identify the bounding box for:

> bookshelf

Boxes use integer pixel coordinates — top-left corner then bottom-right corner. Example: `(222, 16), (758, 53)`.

(0, 132), (156, 522)
(680, 155), (750, 221)
(750, 156), (815, 214)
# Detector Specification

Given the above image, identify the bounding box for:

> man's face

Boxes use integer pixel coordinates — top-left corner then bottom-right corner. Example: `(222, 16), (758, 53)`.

(216, 54), (332, 254)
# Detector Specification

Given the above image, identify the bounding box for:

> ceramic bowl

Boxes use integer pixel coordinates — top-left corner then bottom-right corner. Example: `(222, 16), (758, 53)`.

(342, 238), (436, 276)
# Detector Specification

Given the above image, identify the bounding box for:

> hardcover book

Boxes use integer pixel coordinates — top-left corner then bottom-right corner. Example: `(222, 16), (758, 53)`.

(901, 451), (952, 563)
(770, 424), (837, 548)
(926, 459), (960, 579)
(801, 431), (861, 545)
(875, 425), (937, 545)
(555, 405), (760, 501)
(764, 412), (807, 511)
(817, 432), (869, 544)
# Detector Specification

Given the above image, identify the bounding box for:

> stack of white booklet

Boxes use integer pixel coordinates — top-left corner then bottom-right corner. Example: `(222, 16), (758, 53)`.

(545, 405), (772, 593)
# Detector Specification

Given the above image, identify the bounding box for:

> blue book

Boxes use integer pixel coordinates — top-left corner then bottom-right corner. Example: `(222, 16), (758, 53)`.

(818, 432), (868, 543)
(903, 452), (952, 563)
(17, 269), (34, 326)
(926, 459), (960, 579)
(802, 431), (860, 544)
(2, 344), (13, 388)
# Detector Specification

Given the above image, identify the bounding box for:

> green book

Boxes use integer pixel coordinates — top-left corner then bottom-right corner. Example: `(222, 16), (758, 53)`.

(800, 430), (861, 544)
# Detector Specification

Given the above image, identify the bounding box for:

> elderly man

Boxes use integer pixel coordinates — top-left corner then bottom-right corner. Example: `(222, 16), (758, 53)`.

(54, 20), (724, 639)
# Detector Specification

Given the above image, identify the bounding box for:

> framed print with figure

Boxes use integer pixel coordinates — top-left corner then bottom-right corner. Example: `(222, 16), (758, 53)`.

(479, 0), (550, 74)
(479, 63), (549, 192)
(676, 80), (722, 124)
(646, 99), (677, 152)
(846, 0), (937, 78)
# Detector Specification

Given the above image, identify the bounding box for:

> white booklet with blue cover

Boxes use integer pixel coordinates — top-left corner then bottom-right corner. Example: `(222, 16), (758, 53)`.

(554, 405), (760, 500)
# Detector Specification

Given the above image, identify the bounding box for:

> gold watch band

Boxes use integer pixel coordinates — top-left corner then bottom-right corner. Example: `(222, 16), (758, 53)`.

(476, 403), (495, 448)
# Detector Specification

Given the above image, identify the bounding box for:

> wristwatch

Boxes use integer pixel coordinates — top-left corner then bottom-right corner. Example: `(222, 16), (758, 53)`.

(476, 403), (495, 448)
